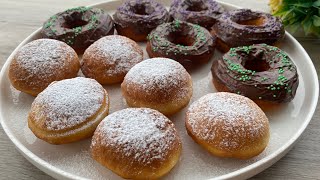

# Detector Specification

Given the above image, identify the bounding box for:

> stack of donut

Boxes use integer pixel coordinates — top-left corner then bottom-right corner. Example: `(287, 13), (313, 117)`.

(8, 0), (299, 179)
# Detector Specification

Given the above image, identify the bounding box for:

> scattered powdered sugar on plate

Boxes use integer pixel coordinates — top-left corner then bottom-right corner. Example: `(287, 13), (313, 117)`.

(31, 77), (106, 131)
(124, 58), (191, 100)
(92, 108), (180, 165)
(84, 35), (143, 76)
(187, 92), (269, 150)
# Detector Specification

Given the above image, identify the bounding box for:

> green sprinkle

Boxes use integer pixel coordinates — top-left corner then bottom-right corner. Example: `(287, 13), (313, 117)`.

(73, 26), (82, 36)
(241, 45), (252, 54)
(278, 68), (284, 74)
(44, 21), (52, 28)
(174, 20), (180, 29)
(66, 6), (91, 13)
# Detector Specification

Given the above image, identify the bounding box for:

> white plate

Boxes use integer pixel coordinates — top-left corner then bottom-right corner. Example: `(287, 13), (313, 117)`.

(0, 0), (318, 179)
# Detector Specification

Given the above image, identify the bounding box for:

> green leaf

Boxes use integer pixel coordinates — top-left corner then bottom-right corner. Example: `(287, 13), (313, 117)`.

(292, 6), (307, 15)
(302, 16), (313, 35)
(291, 2), (313, 8)
(313, 15), (320, 26)
(274, 10), (291, 17)
(308, 25), (320, 37)
(287, 23), (301, 33)
(313, 0), (320, 7)
(279, 9), (294, 20)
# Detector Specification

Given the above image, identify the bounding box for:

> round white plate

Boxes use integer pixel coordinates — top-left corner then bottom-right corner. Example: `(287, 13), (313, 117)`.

(0, 0), (318, 179)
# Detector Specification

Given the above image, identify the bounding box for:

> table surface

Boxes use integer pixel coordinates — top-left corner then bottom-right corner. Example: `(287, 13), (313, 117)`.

(1, 0), (319, 179)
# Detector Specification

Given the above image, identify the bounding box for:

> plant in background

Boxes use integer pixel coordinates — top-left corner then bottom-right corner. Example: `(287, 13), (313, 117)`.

(270, 0), (320, 37)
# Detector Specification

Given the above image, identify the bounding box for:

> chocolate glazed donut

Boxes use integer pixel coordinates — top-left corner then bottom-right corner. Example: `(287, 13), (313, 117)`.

(41, 7), (114, 54)
(169, 0), (225, 29)
(211, 9), (285, 52)
(211, 44), (299, 103)
(147, 20), (215, 67)
(113, 0), (170, 41)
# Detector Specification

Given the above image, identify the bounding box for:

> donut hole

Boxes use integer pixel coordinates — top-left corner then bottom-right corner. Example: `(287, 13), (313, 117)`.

(243, 58), (270, 72)
(132, 4), (155, 15)
(167, 31), (195, 46)
(63, 16), (88, 29)
(237, 17), (266, 26)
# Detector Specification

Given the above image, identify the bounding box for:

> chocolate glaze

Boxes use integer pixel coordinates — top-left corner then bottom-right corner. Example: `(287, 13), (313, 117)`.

(41, 7), (114, 54)
(113, 0), (170, 41)
(211, 9), (284, 49)
(146, 20), (215, 67)
(211, 44), (299, 103)
(169, 0), (224, 29)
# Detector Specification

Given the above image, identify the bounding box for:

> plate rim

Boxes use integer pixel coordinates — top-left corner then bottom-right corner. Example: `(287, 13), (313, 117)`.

(0, 1), (318, 180)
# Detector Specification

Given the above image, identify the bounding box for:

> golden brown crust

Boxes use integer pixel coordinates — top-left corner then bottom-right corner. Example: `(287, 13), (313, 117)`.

(28, 77), (109, 144)
(116, 26), (148, 42)
(91, 108), (182, 179)
(210, 29), (231, 53)
(185, 92), (270, 159)
(121, 85), (192, 116)
(8, 39), (80, 96)
(121, 58), (193, 115)
(81, 35), (143, 84)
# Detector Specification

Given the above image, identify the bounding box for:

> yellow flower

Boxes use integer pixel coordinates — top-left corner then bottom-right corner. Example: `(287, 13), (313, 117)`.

(269, 0), (283, 13)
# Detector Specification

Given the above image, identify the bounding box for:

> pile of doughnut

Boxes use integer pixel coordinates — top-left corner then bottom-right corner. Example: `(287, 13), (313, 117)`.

(8, 0), (299, 179)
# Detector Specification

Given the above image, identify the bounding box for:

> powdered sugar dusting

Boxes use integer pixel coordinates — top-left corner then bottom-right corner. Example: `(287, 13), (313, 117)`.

(31, 77), (106, 131)
(14, 38), (77, 77)
(123, 58), (191, 100)
(92, 108), (180, 165)
(187, 92), (269, 150)
(85, 35), (143, 76)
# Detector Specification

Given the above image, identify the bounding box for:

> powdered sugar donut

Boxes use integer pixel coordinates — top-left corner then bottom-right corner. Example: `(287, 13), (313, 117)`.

(8, 39), (80, 96)
(28, 77), (109, 144)
(185, 92), (269, 159)
(81, 35), (143, 84)
(91, 108), (181, 179)
(121, 58), (193, 115)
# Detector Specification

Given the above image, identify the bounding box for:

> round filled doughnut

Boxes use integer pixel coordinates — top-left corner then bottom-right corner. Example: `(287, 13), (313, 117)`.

(211, 9), (285, 52)
(91, 108), (182, 179)
(169, 0), (225, 29)
(147, 20), (215, 67)
(185, 92), (270, 159)
(41, 6), (114, 54)
(81, 35), (143, 84)
(211, 44), (299, 106)
(121, 58), (193, 115)
(8, 39), (80, 96)
(28, 77), (109, 144)
(113, 0), (170, 41)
